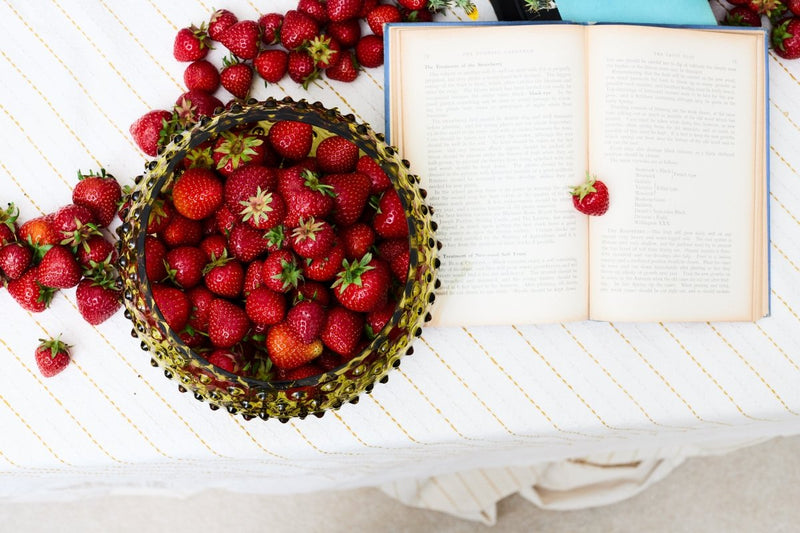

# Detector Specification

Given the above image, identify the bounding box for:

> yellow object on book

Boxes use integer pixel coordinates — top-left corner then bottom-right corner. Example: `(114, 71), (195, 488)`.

(386, 23), (769, 325)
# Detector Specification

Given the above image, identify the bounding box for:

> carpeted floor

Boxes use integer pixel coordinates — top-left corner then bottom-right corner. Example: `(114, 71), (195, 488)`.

(3, 435), (798, 532)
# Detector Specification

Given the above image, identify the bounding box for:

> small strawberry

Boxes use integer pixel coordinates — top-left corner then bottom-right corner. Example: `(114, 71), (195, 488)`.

(227, 223), (271, 262)
(327, 19), (361, 48)
(299, 0), (330, 24)
(0, 242), (32, 280)
(283, 174), (336, 227)
(293, 280), (332, 306)
(366, 299), (396, 338)
(151, 283), (191, 332)
(172, 167), (224, 221)
(75, 235), (116, 271)
(35, 336), (72, 378)
(75, 274), (121, 325)
(321, 306), (364, 357)
(258, 12), (284, 45)
(254, 49), (289, 83)
(789, 0), (800, 15)
(215, 204), (239, 236)
(291, 217), (335, 259)
(366, 4), (401, 37)
(316, 135), (359, 173)
(322, 172), (372, 226)
(213, 131), (266, 176)
(332, 252), (391, 312)
(245, 285), (287, 325)
(773, 17), (800, 59)
(266, 321), (323, 370)
(218, 19), (260, 59)
(286, 299), (326, 344)
(261, 249), (303, 292)
(339, 222), (375, 259)
(220, 56), (254, 99)
(280, 10), (320, 50)
(8, 267), (54, 312)
(203, 253), (244, 298)
(355, 34), (384, 68)
(187, 284), (215, 330)
(165, 246), (207, 288)
(288, 50), (321, 88)
(327, 0), (364, 22)
(72, 168), (122, 228)
(243, 259), (265, 296)
(268, 120), (314, 160)
(397, 0), (427, 9)
(184, 59), (221, 93)
(239, 187), (286, 231)
(208, 298), (251, 348)
(356, 155), (392, 193)
(570, 172), (610, 216)
(145, 197), (174, 234)
(173, 24), (211, 62)
(130, 109), (174, 157)
(161, 213), (203, 248)
(0, 203), (19, 245)
(724, 7), (762, 26)
(144, 236), (168, 282)
(325, 50), (359, 83)
(37, 245), (82, 289)
(372, 189), (408, 238)
(304, 242), (345, 282)
(208, 9), (238, 41)
(53, 204), (100, 250)
(224, 164), (278, 213)
(174, 90), (223, 123)
(18, 215), (59, 253)
(200, 234), (228, 261)
(207, 349), (243, 373)
(307, 34), (341, 70)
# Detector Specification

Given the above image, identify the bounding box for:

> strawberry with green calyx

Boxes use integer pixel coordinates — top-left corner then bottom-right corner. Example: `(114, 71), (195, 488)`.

(220, 55), (254, 99)
(304, 242), (346, 282)
(266, 321), (324, 370)
(265, 225), (289, 253)
(174, 90), (224, 124)
(332, 252), (391, 312)
(261, 249), (303, 293)
(570, 172), (609, 216)
(200, 234), (228, 262)
(75, 271), (121, 325)
(143, 197), (173, 234)
(173, 24), (212, 62)
(18, 216), (58, 253)
(323, 172), (372, 226)
(288, 50), (322, 88)
(291, 217), (335, 260)
(321, 306), (364, 357)
(208, 298), (251, 348)
(76, 235), (116, 271)
(208, 9), (239, 41)
(225, 166), (278, 213)
(53, 204), (97, 243)
(283, 170), (336, 227)
(748, 0), (785, 19)
(239, 187), (286, 231)
(0, 242), (33, 280)
(773, 17), (800, 59)
(184, 144), (215, 169)
(258, 12), (284, 45)
(306, 34), (342, 70)
(73, 168), (122, 228)
(218, 19), (260, 60)
(165, 246), (208, 289)
(373, 189), (409, 238)
(325, 50), (360, 83)
(213, 131), (265, 176)
(0, 203), (19, 244)
(130, 109), (174, 157)
(724, 7), (762, 26)
(243, 353), (275, 381)
(7, 267), (54, 312)
(281, 10), (320, 50)
(292, 280), (332, 306)
(203, 251), (244, 298)
(172, 167), (224, 221)
(35, 336), (72, 378)
(37, 245), (82, 289)
(184, 59), (221, 93)
(254, 49), (290, 84)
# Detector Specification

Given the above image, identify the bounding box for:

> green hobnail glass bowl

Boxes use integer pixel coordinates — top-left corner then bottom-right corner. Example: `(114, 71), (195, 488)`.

(116, 97), (439, 422)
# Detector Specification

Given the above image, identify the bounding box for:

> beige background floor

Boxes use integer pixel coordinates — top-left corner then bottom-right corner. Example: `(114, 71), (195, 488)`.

(2, 435), (797, 532)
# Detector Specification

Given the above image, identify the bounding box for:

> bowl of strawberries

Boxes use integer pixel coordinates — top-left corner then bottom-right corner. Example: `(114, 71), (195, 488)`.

(116, 96), (439, 421)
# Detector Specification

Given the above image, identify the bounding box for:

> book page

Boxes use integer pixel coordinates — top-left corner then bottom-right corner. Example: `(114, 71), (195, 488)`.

(586, 26), (762, 322)
(388, 24), (589, 326)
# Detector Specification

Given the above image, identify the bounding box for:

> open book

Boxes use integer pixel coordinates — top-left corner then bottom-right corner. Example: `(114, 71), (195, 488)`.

(386, 22), (769, 325)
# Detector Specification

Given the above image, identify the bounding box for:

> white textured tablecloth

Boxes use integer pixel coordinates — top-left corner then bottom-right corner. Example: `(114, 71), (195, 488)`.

(2, 0), (800, 524)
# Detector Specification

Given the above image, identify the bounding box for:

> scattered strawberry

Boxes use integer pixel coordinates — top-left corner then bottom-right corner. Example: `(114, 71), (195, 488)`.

(773, 17), (800, 59)
(8, 267), (54, 312)
(288, 50), (320, 88)
(327, 19), (362, 48)
(355, 34), (384, 68)
(570, 172), (610, 216)
(151, 283), (191, 332)
(174, 90), (223, 123)
(34, 336), (72, 378)
(184, 59), (221, 92)
(397, 0), (427, 9)
(38, 245), (82, 289)
(724, 6), (762, 26)
(174, 25), (211, 62)
(0, 203), (18, 245)
(72, 168), (122, 228)
(321, 306), (364, 357)
(281, 10), (320, 50)
(0, 242), (32, 280)
(258, 12), (284, 45)
(307, 34), (342, 70)
(76, 235), (116, 270)
(18, 216), (58, 251)
(325, 50), (359, 82)
(246, 286), (287, 325)
(218, 20), (261, 60)
(748, 0), (785, 17)
(172, 167), (224, 220)
(366, 4), (401, 37)
(373, 189), (408, 238)
(208, 9), (239, 40)
(266, 321), (323, 370)
(220, 56), (254, 99)
(53, 204), (99, 250)
(255, 49), (289, 84)
(130, 110), (173, 157)
(208, 298), (250, 348)
(298, 0), (330, 25)
(286, 299), (326, 344)
(327, 0), (364, 22)
(332, 252), (391, 312)
(75, 274), (121, 325)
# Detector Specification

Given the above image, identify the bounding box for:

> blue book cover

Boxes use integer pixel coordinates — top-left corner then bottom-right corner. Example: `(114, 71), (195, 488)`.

(555, 0), (717, 25)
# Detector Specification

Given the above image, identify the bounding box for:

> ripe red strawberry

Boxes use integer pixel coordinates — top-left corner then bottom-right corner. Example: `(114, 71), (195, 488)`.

(227, 223), (270, 262)
(151, 283), (191, 332)
(72, 169), (122, 228)
(145, 197), (173, 234)
(397, 0), (427, 9)
(299, 0), (330, 24)
(266, 321), (324, 370)
(174, 25), (211, 62)
(322, 172), (372, 226)
(245, 286), (287, 325)
(773, 18), (800, 59)
(356, 155), (391, 193)
(724, 7), (762, 26)
(355, 34), (384, 68)
(187, 284), (215, 329)
(316, 136), (359, 173)
(359, 0), (380, 17)
(258, 12), (284, 45)
(240, 187), (286, 231)
(144, 236), (168, 281)
(207, 349), (243, 373)
(292, 280), (332, 306)
(172, 167), (224, 220)
(7, 267), (53, 312)
(748, 0), (784, 16)
(327, 19), (361, 48)
(288, 50), (320, 88)
(325, 50), (359, 83)
(0, 242), (32, 280)
(340, 222), (375, 259)
(286, 300), (326, 344)
(0, 203), (18, 245)
(165, 246), (207, 288)
(265, 225), (290, 252)
(217, 20), (260, 60)
(255, 49), (289, 83)
(203, 254), (244, 298)
(321, 306), (364, 356)
(130, 110), (173, 157)
(280, 363), (323, 382)
(224, 165), (278, 212)
(243, 259), (265, 296)
(307, 34), (342, 70)
(261, 249), (303, 292)
(332, 253), (390, 312)
(208, 9), (238, 40)
(53, 204), (99, 250)
(366, 4), (401, 37)
(220, 57), (254, 99)
(400, 6), (434, 22)
(76, 234), (116, 270)
(789, 0), (800, 15)
(373, 189), (408, 238)
(268, 120), (314, 160)
(37, 245), (81, 289)
(75, 275), (121, 325)
(366, 299), (396, 338)
(174, 90), (223, 123)
(35, 336), (72, 378)
(281, 10), (320, 50)
(291, 217), (335, 259)
(304, 242), (345, 282)
(213, 204), (238, 236)
(200, 234), (228, 260)
(208, 299), (250, 348)
(327, 0), (364, 22)
(18, 216), (59, 252)
(570, 173), (610, 216)
(184, 59), (221, 92)
(213, 131), (267, 176)
(161, 213), (203, 248)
